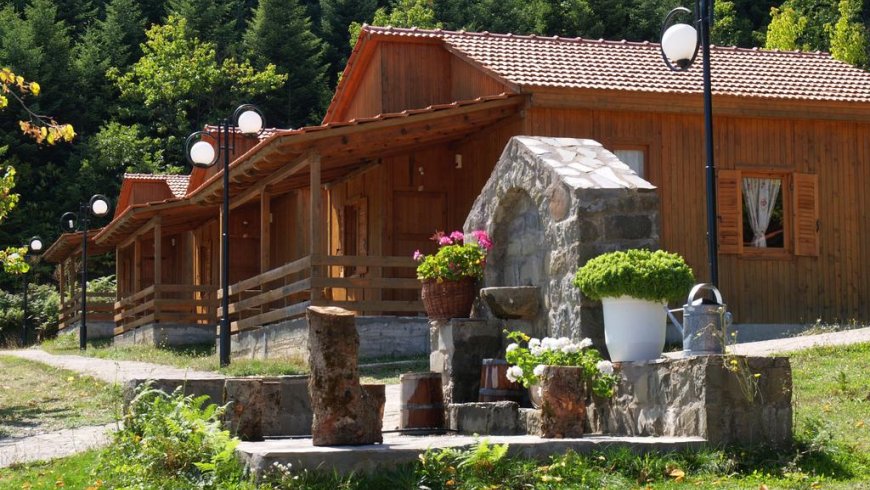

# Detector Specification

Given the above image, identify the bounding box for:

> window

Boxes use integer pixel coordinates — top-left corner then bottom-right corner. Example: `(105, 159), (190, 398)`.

(614, 149), (646, 179)
(717, 170), (818, 257)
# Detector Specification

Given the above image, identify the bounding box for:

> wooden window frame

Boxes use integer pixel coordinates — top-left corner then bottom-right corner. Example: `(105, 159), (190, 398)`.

(718, 169), (819, 259)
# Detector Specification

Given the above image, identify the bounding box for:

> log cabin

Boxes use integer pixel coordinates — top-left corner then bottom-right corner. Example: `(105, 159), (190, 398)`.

(45, 26), (870, 345)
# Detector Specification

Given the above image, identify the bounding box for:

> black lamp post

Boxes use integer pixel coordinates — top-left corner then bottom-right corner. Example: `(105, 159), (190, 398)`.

(661, 0), (719, 286)
(21, 236), (43, 346)
(61, 194), (111, 350)
(185, 104), (265, 367)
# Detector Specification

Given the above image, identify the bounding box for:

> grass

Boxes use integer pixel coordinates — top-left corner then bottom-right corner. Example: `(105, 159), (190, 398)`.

(0, 450), (103, 489)
(40, 334), (429, 383)
(0, 355), (121, 439)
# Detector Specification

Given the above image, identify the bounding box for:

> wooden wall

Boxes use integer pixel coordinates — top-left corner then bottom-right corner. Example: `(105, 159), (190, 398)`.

(526, 106), (870, 324)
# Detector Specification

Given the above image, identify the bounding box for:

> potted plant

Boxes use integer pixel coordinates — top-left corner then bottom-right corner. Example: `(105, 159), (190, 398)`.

(504, 330), (617, 438)
(413, 230), (492, 320)
(573, 249), (694, 362)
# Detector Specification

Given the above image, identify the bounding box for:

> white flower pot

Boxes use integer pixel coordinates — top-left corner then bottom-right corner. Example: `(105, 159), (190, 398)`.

(601, 296), (667, 362)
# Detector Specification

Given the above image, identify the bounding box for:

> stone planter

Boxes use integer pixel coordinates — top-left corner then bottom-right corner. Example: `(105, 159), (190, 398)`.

(539, 365), (587, 438)
(421, 278), (476, 320)
(601, 296), (667, 362)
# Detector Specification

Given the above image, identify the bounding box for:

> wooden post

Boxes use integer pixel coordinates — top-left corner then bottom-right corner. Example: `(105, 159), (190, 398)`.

(133, 239), (141, 293)
(153, 220), (162, 287)
(260, 190), (271, 274)
(58, 260), (66, 306)
(309, 150), (322, 302)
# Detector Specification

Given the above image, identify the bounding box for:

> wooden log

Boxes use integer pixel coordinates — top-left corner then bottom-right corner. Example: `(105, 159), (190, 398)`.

(306, 306), (383, 445)
(223, 378), (264, 441)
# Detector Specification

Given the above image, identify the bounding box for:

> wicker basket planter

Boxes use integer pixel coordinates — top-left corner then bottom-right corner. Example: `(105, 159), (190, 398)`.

(421, 278), (476, 320)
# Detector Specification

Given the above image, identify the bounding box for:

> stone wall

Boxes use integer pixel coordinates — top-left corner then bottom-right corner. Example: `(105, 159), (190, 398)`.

(230, 316), (430, 361)
(113, 324), (215, 347)
(58, 321), (115, 340)
(588, 355), (793, 446)
(465, 136), (660, 347)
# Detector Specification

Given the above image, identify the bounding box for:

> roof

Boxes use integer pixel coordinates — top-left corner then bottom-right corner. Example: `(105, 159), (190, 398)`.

(122, 173), (191, 199)
(339, 26), (870, 104)
(94, 94), (523, 245)
(42, 229), (113, 263)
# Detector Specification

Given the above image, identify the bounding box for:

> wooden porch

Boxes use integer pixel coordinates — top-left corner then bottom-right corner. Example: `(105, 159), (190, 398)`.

(58, 292), (115, 330)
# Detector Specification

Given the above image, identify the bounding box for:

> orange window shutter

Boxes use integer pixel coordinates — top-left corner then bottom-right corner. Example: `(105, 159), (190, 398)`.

(793, 173), (819, 256)
(717, 169), (742, 254)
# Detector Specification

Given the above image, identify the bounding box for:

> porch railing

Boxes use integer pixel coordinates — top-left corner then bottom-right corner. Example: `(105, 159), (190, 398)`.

(58, 292), (116, 330)
(218, 254), (424, 334)
(114, 284), (217, 335)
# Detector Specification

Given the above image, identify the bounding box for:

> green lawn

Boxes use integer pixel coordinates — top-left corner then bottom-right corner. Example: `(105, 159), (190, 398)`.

(0, 355), (121, 439)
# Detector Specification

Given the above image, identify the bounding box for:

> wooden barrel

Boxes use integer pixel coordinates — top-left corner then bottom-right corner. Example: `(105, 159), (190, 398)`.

(478, 359), (524, 403)
(399, 372), (444, 429)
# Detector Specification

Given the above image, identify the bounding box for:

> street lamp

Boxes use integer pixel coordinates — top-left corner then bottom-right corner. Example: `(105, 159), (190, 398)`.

(20, 236), (43, 346)
(60, 194), (112, 350)
(185, 104), (265, 367)
(661, 0), (719, 286)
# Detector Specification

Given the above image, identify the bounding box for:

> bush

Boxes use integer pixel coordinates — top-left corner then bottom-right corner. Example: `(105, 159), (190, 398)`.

(0, 283), (59, 345)
(573, 249), (695, 303)
(98, 384), (255, 489)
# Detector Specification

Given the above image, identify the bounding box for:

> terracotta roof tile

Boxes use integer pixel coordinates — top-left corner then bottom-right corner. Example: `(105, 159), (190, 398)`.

(123, 173), (190, 198)
(361, 26), (870, 103)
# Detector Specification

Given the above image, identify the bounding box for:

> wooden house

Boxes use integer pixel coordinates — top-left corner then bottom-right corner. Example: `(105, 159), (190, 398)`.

(46, 26), (870, 342)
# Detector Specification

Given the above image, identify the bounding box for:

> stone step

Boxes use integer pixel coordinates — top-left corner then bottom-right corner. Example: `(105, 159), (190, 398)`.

(237, 433), (706, 477)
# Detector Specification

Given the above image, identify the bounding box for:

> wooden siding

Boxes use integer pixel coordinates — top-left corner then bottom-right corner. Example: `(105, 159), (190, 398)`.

(450, 56), (511, 101)
(342, 48), (383, 121)
(526, 106), (870, 324)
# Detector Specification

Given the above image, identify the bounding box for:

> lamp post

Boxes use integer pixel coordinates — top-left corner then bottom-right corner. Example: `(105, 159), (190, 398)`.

(661, 0), (719, 286)
(21, 236), (43, 346)
(185, 104), (265, 367)
(61, 194), (111, 350)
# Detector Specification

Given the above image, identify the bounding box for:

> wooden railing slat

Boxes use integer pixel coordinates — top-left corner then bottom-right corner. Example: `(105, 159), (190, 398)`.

(312, 255), (417, 268)
(224, 256), (311, 297)
(220, 278), (311, 316)
(310, 299), (425, 313)
(310, 276), (421, 290)
(230, 301), (311, 333)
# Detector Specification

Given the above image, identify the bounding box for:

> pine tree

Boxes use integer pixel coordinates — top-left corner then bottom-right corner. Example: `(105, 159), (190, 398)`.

(166, 0), (245, 59)
(244, 0), (330, 128)
(319, 0), (378, 86)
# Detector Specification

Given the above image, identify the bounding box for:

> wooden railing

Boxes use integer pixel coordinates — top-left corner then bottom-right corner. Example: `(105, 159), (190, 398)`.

(59, 292), (116, 330)
(219, 254), (424, 334)
(114, 284), (217, 335)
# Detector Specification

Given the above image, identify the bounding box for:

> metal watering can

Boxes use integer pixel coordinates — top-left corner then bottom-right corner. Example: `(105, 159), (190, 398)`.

(666, 283), (733, 356)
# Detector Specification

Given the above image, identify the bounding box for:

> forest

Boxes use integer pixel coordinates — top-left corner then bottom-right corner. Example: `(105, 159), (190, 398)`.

(0, 0), (866, 338)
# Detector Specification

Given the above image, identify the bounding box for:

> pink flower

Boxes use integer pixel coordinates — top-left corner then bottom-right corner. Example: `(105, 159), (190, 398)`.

(449, 231), (465, 243)
(472, 230), (493, 251)
(412, 250), (423, 261)
(438, 236), (453, 246)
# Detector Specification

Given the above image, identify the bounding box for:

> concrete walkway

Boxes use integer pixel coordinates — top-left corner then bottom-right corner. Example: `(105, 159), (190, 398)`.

(729, 326), (870, 357)
(0, 423), (117, 468)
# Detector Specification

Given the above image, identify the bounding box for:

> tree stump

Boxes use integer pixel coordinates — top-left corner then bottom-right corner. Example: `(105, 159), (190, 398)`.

(223, 378), (264, 441)
(307, 306), (384, 445)
(540, 366), (586, 438)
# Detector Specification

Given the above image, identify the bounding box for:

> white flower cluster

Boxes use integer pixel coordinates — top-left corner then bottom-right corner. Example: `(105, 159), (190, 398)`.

(527, 336), (595, 356)
(506, 365), (524, 382)
(596, 360), (614, 375)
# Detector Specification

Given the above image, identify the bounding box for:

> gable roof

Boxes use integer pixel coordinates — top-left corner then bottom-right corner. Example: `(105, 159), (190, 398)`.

(328, 25), (870, 118)
(123, 173), (191, 198)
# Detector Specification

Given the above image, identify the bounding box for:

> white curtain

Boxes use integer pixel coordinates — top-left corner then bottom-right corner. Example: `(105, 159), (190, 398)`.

(742, 177), (781, 248)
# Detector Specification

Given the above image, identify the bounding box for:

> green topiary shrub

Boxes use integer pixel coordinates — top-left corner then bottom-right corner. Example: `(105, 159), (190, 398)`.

(573, 249), (695, 303)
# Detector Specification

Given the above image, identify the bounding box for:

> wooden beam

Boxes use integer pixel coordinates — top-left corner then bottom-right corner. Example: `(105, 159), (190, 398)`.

(58, 261), (65, 304)
(153, 219), (162, 287)
(118, 215), (161, 249)
(309, 149), (322, 302)
(133, 238), (141, 292)
(229, 153), (310, 210)
(260, 190), (271, 274)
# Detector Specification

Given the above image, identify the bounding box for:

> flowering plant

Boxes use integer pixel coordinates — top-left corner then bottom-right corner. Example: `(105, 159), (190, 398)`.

(503, 330), (618, 398)
(413, 230), (492, 281)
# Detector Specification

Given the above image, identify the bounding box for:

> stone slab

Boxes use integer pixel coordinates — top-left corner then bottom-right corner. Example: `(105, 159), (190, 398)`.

(114, 323), (214, 347)
(237, 434), (706, 477)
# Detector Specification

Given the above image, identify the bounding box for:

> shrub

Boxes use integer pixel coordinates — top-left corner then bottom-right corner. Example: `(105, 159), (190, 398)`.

(573, 249), (695, 302)
(0, 283), (59, 345)
(98, 383), (254, 489)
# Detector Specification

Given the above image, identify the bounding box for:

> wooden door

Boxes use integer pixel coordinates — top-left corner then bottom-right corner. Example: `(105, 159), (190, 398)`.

(390, 191), (448, 301)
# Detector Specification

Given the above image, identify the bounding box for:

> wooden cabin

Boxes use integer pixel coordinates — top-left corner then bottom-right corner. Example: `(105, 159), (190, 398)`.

(46, 26), (870, 342)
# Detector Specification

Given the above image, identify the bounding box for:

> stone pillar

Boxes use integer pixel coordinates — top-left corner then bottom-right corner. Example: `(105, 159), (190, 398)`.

(429, 318), (502, 404)
(307, 306), (384, 445)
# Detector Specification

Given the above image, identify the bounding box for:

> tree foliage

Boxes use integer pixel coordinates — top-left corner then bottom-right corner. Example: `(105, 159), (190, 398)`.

(829, 0), (869, 66)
